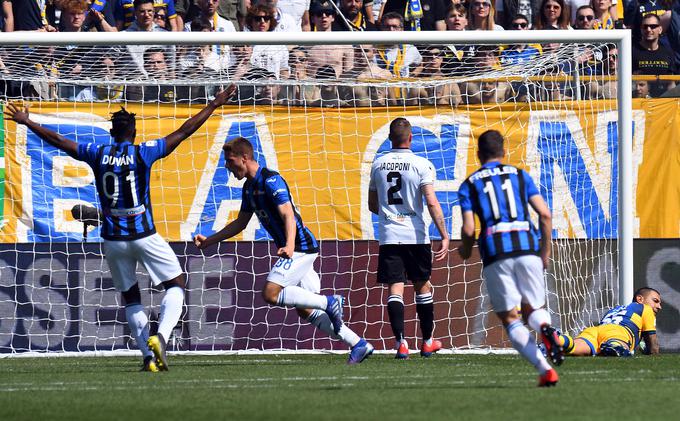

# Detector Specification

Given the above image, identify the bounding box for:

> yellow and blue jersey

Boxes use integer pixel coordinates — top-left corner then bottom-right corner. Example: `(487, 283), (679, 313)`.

(78, 139), (167, 241)
(240, 167), (319, 253)
(599, 302), (656, 349)
(114, 0), (177, 28)
(458, 162), (541, 266)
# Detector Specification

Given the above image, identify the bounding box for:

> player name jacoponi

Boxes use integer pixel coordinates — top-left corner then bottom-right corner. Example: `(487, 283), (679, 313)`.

(378, 162), (411, 171)
(470, 165), (518, 182)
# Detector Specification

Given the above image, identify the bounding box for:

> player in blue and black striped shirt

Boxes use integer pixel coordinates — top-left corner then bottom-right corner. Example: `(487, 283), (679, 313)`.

(458, 129), (564, 387)
(5, 86), (235, 372)
(194, 137), (374, 364)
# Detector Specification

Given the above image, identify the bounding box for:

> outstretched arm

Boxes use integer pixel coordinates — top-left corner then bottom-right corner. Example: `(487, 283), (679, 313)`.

(193, 210), (253, 249)
(164, 85), (236, 155)
(422, 184), (449, 261)
(4, 103), (78, 158)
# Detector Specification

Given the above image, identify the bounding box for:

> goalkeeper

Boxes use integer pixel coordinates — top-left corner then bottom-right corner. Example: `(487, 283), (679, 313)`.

(5, 86), (236, 372)
(193, 136), (373, 364)
(556, 287), (662, 357)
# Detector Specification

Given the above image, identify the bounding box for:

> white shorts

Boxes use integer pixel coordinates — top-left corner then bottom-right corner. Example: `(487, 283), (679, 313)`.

(267, 252), (320, 293)
(103, 233), (183, 292)
(482, 254), (546, 312)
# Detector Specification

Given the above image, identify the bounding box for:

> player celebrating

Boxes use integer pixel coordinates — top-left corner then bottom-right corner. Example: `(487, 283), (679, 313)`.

(4, 86), (236, 372)
(193, 137), (373, 364)
(457, 129), (564, 387)
(368, 118), (449, 359)
(557, 287), (661, 357)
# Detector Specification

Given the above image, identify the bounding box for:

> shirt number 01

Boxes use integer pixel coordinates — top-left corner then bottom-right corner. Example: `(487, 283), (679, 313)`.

(482, 179), (517, 220)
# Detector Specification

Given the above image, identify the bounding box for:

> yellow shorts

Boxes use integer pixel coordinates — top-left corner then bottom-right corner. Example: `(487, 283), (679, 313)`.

(576, 324), (633, 355)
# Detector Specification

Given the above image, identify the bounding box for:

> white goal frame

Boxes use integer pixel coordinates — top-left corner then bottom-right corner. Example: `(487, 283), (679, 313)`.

(0, 30), (634, 357)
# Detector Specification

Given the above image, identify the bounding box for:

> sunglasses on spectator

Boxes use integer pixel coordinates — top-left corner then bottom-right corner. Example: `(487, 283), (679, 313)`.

(426, 50), (442, 57)
(313, 10), (334, 17)
(251, 15), (272, 22)
(154, 13), (166, 18)
(577, 14), (594, 21)
(512, 21), (528, 28)
(642, 23), (660, 30)
(472, 2), (490, 8)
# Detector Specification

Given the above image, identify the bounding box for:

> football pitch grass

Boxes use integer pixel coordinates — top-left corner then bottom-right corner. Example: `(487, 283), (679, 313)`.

(2, 353), (679, 420)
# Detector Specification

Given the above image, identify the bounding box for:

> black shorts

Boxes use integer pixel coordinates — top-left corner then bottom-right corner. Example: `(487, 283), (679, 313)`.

(377, 244), (432, 284)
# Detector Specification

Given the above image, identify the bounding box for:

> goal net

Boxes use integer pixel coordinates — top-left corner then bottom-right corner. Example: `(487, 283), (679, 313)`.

(0, 31), (633, 355)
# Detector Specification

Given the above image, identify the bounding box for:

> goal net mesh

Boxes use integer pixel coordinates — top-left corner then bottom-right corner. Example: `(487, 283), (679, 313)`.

(0, 39), (620, 354)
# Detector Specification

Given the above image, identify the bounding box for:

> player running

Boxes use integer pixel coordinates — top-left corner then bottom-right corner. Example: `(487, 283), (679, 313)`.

(458, 129), (564, 387)
(5, 86), (236, 372)
(557, 287), (661, 357)
(368, 118), (450, 359)
(193, 136), (373, 364)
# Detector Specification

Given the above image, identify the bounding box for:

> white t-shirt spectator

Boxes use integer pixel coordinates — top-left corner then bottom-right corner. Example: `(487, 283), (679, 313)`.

(277, 0), (310, 31)
(250, 45), (290, 79)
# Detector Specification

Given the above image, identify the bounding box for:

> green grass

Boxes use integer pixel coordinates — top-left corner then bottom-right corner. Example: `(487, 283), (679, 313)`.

(1, 354), (679, 420)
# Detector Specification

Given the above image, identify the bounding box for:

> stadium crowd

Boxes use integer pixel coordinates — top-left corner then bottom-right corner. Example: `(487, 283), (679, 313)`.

(0, 0), (678, 104)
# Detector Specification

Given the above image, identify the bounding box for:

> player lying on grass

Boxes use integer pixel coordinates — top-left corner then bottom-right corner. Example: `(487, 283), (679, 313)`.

(193, 136), (373, 364)
(556, 287), (661, 357)
(5, 86), (236, 372)
(458, 129), (564, 387)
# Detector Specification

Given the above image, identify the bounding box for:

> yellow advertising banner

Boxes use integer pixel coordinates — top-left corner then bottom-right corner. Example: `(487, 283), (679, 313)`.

(2, 99), (679, 243)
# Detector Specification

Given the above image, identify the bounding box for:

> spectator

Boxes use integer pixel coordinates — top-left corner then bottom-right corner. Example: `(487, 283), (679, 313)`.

(339, 44), (393, 106)
(309, 65), (348, 107)
(380, 0), (447, 30)
(587, 45), (617, 98)
(1, 0), (13, 31)
(445, 2), (467, 30)
(227, 44), (256, 80)
(467, 0), (504, 30)
(124, 0), (174, 77)
(174, 0), (201, 28)
(11, 0), (56, 31)
(306, 1), (355, 77)
(633, 77), (651, 98)
(59, 0), (117, 31)
(573, 4), (594, 28)
(87, 0), (117, 27)
(180, 19), (231, 74)
(239, 67), (282, 105)
(407, 45), (461, 106)
(632, 13), (676, 96)
(591, 0), (613, 29)
(331, 0), (377, 31)
(282, 47), (319, 105)
(376, 12), (422, 78)
(462, 46), (510, 103)
(270, 0), (311, 31)
(534, 0), (570, 29)
(73, 54), (125, 101)
(497, 0), (537, 29)
(115, 0), (180, 30)
(245, 5), (290, 79)
(624, 0), (671, 45)
(251, 0), (298, 32)
(153, 4), (169, 28)
(669, 0), (680, 69)
(500, 14), (542, 69)
(186, 0), (237, 31)
(216, 0), (240, 30)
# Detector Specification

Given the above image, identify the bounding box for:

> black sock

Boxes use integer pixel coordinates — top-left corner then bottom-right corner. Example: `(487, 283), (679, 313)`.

(416, 292), (434, 341)
(387, 294), (404, 343)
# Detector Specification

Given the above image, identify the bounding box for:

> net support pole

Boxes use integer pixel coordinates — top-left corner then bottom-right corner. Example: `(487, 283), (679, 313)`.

(617, 32), (634, 305)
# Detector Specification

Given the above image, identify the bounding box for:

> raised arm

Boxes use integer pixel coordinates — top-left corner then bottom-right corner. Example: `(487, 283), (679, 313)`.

(164, 85), (236, 155)
(193, 210), (253, 249)
(528, 194), (552, 270)
(4, 103), (78, 158)
(422, 184), (449, 261)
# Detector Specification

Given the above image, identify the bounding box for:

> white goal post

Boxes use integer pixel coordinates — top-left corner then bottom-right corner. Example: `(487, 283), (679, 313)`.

(0, 29), (633, 356)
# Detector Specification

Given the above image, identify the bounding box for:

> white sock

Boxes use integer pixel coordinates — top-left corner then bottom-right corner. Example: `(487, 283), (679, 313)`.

(527, 308), (551, 332)
(307, 309), (360, 347)
(158, 286), (184, 342)
(507, 319), (552, 374)
(125, 304), (153, 358)
(276, 285), (328, 310)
